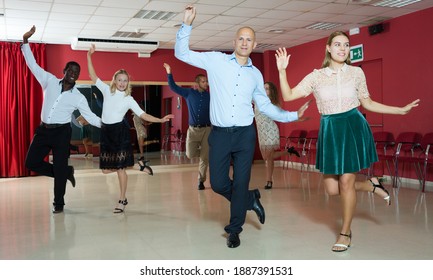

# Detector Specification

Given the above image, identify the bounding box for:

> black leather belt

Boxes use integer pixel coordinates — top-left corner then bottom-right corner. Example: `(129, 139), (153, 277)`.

(40, 122), (69, 129)
(190, 124), (211, 128)
(212, 126), (245, 133)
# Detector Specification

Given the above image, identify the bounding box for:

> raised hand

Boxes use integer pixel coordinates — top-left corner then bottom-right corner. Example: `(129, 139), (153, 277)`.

(297, 100), (312, 119)
(23, 25), (36, 43)
(163, 63), (171, 74)
(183, 5), (196, 26)
(275, 47), (290, 71)
(400, 99), (420, 115)
(88, 43), (96, 56)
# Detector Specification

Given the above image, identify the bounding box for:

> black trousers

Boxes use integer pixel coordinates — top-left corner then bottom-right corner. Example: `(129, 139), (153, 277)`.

(25, 124), (73, 206)
(209, 124), (256, 234)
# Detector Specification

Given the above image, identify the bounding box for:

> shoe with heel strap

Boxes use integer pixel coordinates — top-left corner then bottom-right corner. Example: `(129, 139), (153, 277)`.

(138, 159), (153, 175)
(332, 232), (352, 252)
(369, 177), (391, 205)
(113, 199), (128, 214)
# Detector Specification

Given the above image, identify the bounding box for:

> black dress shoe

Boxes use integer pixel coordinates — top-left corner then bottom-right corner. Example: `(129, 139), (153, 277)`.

(69, 144), (79, 152)
(287, 146), (301, 157)
(52, 205), (64, 214)
(198, 181), (205, 190)
(68, 166), (76, 187)
(226, 233), (240, 248)
(251, 189), (265, 224)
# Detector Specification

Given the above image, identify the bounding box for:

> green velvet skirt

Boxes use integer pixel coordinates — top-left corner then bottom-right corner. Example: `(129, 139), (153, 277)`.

(315, 108), (378, 175)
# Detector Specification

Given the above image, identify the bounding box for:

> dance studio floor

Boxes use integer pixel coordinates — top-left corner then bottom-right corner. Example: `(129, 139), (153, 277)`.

(1, 152), (432, 261)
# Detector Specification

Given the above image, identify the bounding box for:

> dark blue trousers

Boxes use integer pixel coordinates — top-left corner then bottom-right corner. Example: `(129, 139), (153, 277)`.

(209, 124), (256, 234)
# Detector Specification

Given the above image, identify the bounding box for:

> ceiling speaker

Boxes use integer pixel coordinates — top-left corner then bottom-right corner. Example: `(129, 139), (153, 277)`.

(368, 23), (384, 35)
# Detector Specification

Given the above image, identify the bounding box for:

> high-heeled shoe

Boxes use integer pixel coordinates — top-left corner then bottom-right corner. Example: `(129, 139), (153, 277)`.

(264, 181), (273, 189)
(138, 160), (153, 175)
(287, 146), (300, 157)
(332, 232), (352, 252)
(113, 199), (128, 213)
(369, 178), (391, 205)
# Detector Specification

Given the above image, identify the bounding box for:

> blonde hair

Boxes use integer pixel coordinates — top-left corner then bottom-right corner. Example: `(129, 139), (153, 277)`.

(321, 31), (351, 68)
(109, 69), (132, 96)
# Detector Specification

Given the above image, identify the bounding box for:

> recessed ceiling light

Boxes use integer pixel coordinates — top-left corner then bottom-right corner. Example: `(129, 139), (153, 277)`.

(268, 29), (285, 34)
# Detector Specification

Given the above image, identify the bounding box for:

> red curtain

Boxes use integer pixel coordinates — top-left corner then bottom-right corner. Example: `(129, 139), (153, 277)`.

(0, 42), (46, 177)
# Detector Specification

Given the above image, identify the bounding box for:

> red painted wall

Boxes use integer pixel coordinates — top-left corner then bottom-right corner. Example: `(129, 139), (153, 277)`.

(265, 7), (433, 138)
(42, 7), (433, 179)
(46, 46), (199, 83)
(262, 7), (433, 179)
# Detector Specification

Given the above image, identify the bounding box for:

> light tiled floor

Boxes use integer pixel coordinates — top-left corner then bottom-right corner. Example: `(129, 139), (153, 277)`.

(1, 152), (432, 261)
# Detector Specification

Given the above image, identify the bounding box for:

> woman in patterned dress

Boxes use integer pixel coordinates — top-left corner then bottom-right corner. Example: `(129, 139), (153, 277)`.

(276, 31), (419, 252)
(254, 82), (299, 189)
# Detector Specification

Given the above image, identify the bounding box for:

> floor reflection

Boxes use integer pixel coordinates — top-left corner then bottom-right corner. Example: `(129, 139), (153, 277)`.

(68, 151), (198, 171)
(1, 162), (432, 260)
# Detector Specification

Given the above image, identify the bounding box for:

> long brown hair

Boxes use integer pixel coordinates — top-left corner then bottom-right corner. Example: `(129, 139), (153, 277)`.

(109, 69), (132, 96)
(321, 31), (351, 68)
(264, 81), (280, 107)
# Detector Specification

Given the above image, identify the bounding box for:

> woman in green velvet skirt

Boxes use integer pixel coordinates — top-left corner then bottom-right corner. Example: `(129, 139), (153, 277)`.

(275, 31), (420, 252)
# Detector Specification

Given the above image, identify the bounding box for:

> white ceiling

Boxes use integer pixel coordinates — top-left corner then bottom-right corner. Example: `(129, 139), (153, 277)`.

(1, 0), (433, 52)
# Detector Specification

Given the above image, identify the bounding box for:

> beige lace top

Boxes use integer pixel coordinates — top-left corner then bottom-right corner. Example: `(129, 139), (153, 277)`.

(295, 63), (370, 115)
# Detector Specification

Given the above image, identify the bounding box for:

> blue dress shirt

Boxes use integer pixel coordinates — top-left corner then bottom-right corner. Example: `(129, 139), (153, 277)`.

(167, 73), (211, 126)
(175, 23), (298, 127)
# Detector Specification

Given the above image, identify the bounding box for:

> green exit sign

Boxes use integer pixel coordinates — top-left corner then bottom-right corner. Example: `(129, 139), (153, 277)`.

(350, 44), (363, 63)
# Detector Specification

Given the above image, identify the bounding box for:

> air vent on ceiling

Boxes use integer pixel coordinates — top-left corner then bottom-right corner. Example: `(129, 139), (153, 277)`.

(373, 0), (421, 8)
(256, 43), (279, 50)
(71, 37), (159, 57)
(134, 10), (177, 20)
(305, 22), (343, 30)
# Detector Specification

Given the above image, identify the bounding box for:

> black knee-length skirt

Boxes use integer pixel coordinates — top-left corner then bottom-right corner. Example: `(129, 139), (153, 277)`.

(100, 121), (134, 170)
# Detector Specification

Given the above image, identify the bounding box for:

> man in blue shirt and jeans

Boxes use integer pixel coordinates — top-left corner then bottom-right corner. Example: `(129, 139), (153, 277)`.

(175, 5), (310, 248)
(163, 63), (210, 190)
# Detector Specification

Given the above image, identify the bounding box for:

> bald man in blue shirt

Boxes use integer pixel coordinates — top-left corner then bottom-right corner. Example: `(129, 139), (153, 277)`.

(175, 5), (310, 248)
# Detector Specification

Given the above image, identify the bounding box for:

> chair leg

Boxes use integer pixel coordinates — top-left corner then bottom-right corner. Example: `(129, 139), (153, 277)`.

(414, 162), (423, 187)
(422, 161), (427, 193)
(392, 159), (399, 188)
(385, 160), (393, 184)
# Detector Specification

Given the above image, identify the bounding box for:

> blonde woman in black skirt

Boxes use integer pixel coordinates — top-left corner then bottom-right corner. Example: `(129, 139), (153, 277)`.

(87, 44), (174, 213)
(275, 31), (420, 252)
